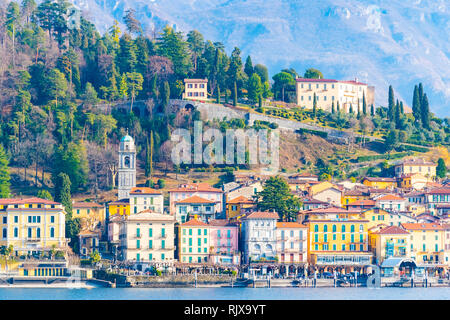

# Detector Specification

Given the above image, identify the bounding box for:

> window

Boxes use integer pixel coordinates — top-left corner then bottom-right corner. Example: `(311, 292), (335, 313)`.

(136, 240), (140, 249)
(2, 228), (6, 238)
(342, 225), (346, 233)
(314, 225), (319, 232)
(2, 217), (6, 224)
(149, 228), (153, 237)
(149, 254), (153, 261)
(28, 228), (32, 238)
(332, 225), (336, 232)
(14, 216), (18, 223)
(351, 225), (355, 233)
(161, 253), (165, 260)
(51, 216), (55, 223)
(14, 228), (18, 238)
(50, 228), (55, 238)
(161, 240), (165, 249)
(324, 225), (328, 232)
(204, 229), (207, 235)
(149, 240), (153, 249)
(198, 229), (201, 236)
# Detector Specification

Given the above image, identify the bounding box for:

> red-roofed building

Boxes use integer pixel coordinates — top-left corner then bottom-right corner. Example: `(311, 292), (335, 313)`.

(346, 199), (376, 210)
(368, 224), (410, 265)
(174, 195), (218, 224)
(179, 218), (210, 264)
(401, 223), (445, 265)
(425, 187), (450, 215)
(129, 187), (164, 215)
(169, 183), (224, 217)
(375, 194), (406, 212)
(276, 222), (308, 265)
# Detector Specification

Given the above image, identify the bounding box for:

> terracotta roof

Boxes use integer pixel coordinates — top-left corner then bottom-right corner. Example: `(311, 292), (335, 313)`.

(227, 196), (253, 204)
(377, 194), (405, 201)
(181, 219), (209, 227)
(175, 195), (216, 204)
(168, 183), (222, 193)
(0, 197), (60, 205)
(372, 225), (409, 235)
(276, 222), (306, 228)
(347, 200), (376, 206)
(344, 188), (369, 196)
(208, 219), (238, 227)
(130, 187), (162, 195)
(426, 187), (450, 195)
(73, 202), (103, 208)
(245, 211), (279, 219)
(184, 78), (208, 83)
(363, 177), (396, 182)
(401, 223), (444, 231)
(302, 207), (361, 214)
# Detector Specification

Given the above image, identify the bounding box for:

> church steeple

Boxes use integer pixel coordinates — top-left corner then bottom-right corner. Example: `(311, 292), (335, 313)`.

(118, 133), (136, 200)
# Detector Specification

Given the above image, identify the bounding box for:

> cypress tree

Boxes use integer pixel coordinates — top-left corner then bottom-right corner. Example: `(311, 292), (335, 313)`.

(145, 136), (151, 178)
(400, 101), (404, 114)
(151, 74), (158, 99)
(362, 92), (367, 115)
(233, 81), (237, 106)
(418, 83), (424, 102)
(331, 101), (335, 114)
(370, 104), (374, 116)
(349, 103), (353, 114)
(337, 101), (340, 113)
(244, 55), (253, 78)
(258, 95), (262, 109)
(0, 145), (10, 198)
(395, 100), (401, 129)
(412, 84), (421, 124)
(55, 172), (72, 217)
(313, 93), (317, 118)
(388, 85), (395, 122)
(161, 81), (170, 113)
(357, 102), (361, 119)
(437, 158), (447, 179)
(421, 93), (430, 129)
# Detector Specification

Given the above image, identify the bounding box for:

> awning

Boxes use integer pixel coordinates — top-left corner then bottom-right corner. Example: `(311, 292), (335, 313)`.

(381, 257), (416, 268)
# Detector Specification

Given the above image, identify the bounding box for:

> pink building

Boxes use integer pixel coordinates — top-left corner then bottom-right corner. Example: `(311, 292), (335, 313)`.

(208, 220), (240, 265)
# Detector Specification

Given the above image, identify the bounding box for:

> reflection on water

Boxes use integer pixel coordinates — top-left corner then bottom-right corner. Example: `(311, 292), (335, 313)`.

(2, 287), (450, 300)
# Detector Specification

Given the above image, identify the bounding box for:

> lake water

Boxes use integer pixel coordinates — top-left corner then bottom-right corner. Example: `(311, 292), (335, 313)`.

(0, 287), (449, 300)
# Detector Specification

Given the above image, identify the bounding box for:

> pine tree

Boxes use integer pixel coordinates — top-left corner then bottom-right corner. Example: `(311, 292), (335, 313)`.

(421, 93), (430, 129)
(0, 145), (11, 198)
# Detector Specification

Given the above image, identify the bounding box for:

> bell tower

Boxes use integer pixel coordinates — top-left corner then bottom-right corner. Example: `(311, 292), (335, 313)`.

(118, 133), (136, 200)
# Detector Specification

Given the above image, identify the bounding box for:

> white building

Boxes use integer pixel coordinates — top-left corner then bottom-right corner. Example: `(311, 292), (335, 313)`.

(118, 134), (136, 200)
(241, 211), (278, 264)
(375, 195), (407, 212)
(130, 187), (164, 215)
(118, 210), (176, 263)
(168, 183), (223, 216)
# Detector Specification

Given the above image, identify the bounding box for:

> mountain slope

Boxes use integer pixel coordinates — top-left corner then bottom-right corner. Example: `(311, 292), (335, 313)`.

(72, 0), (450, 116)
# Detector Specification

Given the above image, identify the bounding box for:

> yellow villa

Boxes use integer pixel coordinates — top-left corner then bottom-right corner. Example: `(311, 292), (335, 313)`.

(73, 201), (105, 230)
(306, 218), (372, 272)
(362, 177), (397, 189)
(402, 223), (445, 265)
(362, 208), (417, 229)
(0, 198), (68, 256)
(182, 78), (208, 100)
(368, 225), (410, 265)
(226, 196), (255, 220)
(394, 159), (437, 179)
(108, 199), (130, 217)
(178, 219), (210, 264)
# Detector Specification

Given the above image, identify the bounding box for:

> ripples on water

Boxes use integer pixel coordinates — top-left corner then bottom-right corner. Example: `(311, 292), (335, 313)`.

(1, 287), (449, 300)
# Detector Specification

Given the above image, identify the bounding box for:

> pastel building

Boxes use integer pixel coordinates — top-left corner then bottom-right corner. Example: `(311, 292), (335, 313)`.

(174, 195), (218, 224)
(226, 196), (256, 220)
(183, 79), (208, 100)
(425, 187), (450, 214)
(118, 210), (176, 263)
(276, 222), (308, 264)
(241, 211), (278, 264)
(362, 177), (397, 189)
(168, 183), (223, 216)
(394, 159), (437, 178)
(0, 198), (68, 256)
(72, 201), (105, 230)
(107, 199), (130, 217)
(402, 223), (445, 265)
(208, 220), (240, 265)
(368, 225), (410, 266)
(130, 187), (164, 215)
(179, 219), (210, 264)
(295, 78), (375, 113)
(375, 194), (407, 212)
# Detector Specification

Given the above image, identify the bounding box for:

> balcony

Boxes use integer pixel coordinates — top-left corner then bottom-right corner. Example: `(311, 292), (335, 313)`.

(26, 237), (41, 242)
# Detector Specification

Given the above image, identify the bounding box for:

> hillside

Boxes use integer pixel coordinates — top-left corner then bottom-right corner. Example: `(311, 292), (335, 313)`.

(66, 0), (450, 116)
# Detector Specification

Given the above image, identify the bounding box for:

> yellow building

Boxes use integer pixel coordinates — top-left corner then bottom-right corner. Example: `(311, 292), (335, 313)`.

(307, 218), (372, 272)
(394, 159), (437, 179)
(341, 188), (370, 207)
(0, 198), (68, 256)
(179, 219), (210, 264)
(73, 202), (105, 230)
(108, 199), (130, 217)
(402, 223), (445, 265)
(183, 78), (208, 100)
(398, 173), (429, 190)
(295, 78), (374, 113)
(368, 225), (410, 265)
(226, 196), (255, 219)
(362, 208), (417, 229)
(362, 177), (397, 189)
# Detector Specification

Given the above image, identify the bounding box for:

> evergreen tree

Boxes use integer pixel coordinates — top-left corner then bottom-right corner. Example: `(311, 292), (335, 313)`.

(362, 92), (367, 115)
(247, 73), (263, 104)
(216, 85), (221, 104)
(160, 81), (170, 113)
(0, 146), (11, 198)
(151, 74), (158, 99)
(371, 104), (374, 116)
(37, 189), (53, 200)
(437, 158), (447, 179)
(145, 134), (153, 178)
(233, 81), (237, 106)
(421, 93), (430, 129)
(395, 99), (401, 129)
(54, 172), (72, 216)
(412, 84), (421, 124)
(337, 101), (340, 113)
(331, 101), (335, 114)
(244, 55), (254, 78)
(349, 103), (353, 114)
(388, 85), (395, 122)
(312, 93), (317, 118)
(119, 73), (128, 100)
(117, 33), (137, 74)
